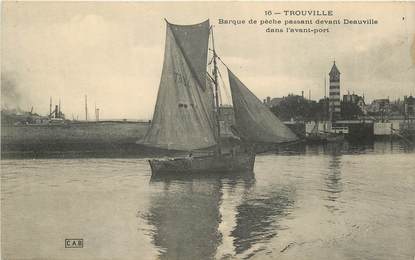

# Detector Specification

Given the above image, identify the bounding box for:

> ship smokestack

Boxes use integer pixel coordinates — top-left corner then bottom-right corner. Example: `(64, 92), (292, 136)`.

(94, 103), (100, 121)
(55, 105), (59, 118)
(95, 107), (100, 121)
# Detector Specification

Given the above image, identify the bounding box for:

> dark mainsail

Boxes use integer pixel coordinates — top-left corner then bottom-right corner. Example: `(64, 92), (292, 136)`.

(168, 20), (210, 90)
(142, 20), (216, 151)
(228, 69), (298, 144)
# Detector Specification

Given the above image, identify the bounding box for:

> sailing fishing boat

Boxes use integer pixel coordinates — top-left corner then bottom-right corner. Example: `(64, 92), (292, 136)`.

(141, 19), (297, 174)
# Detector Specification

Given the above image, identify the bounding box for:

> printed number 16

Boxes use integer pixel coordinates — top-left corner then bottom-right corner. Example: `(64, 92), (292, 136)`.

(265, 10), (272, 16)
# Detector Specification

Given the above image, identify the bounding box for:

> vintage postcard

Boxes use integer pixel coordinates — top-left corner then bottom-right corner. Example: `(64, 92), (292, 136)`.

(1, 1), (414, 260)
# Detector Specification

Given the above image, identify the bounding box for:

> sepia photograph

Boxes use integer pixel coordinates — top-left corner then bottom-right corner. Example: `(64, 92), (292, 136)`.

(1, 1), (415, 259)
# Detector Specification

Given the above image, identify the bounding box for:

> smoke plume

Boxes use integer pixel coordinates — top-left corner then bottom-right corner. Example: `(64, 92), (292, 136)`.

(1, 72), (23, 110)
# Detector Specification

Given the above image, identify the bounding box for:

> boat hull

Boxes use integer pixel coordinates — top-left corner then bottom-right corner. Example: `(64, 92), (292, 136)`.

(305, 133), (345, 143)
(326, 134), (345, 143)
(149, 152), (255, 175)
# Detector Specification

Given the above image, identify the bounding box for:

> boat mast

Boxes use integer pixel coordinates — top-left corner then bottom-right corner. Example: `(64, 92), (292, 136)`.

(324, 76), (327, 131)
(211, 26), (221, 154)
(85, 95), (88, 121)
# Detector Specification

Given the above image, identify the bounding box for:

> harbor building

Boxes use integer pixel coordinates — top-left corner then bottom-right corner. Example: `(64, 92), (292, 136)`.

(329, 61), (341, 121)
(343, 92), (366, 116)
(404, 95), (415, 117)
(367, 99), (390, 116)
(263, 96), (283, 108)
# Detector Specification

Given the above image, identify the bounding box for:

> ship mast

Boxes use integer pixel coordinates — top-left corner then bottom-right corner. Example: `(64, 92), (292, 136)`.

(324, 76), (327, 132)
(211, 27), (221, 154)
(85, 95), (88, 121)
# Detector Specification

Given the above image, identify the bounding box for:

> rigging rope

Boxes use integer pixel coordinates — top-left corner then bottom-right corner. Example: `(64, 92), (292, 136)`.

(208, 49), (233, 104)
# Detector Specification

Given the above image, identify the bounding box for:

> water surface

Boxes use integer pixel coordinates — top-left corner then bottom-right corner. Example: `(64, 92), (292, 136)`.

(2, 141), (415, 259)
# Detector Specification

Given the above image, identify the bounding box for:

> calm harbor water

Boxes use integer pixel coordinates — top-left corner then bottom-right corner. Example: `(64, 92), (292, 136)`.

(1, 141), (415, 260)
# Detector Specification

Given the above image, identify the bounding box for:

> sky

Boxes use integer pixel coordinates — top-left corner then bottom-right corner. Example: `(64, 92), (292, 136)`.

(2, 2), (415, 119)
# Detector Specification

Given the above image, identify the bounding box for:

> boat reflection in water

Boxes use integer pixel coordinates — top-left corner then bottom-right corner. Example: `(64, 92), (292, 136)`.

(143, 170), (296, 259)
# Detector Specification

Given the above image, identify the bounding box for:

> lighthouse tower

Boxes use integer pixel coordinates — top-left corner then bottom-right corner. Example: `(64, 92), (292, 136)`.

(329, 61), (341, 121)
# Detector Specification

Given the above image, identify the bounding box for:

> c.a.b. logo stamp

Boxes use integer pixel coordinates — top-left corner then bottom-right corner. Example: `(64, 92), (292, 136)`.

(65, 239), (83, 248)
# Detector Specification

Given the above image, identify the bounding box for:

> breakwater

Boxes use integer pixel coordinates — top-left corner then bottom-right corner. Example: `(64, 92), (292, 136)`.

(1, 121), (150, 158)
